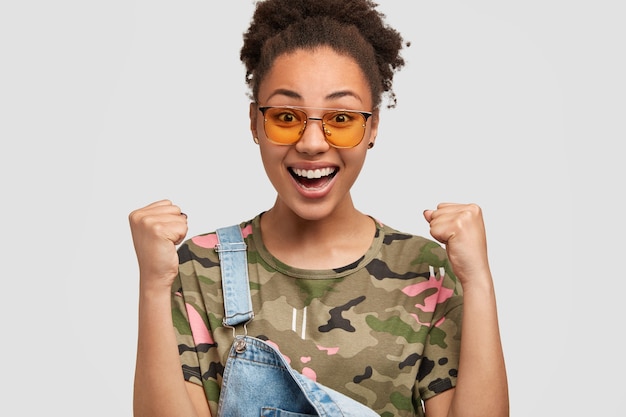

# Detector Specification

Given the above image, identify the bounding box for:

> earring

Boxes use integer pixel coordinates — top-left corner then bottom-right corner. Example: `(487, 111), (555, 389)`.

(367, 142), (374, 149)
(253, 137), (259, 144)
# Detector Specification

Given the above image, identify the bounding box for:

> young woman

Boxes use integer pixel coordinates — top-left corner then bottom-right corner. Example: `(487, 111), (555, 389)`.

(129, 1), (509, 416)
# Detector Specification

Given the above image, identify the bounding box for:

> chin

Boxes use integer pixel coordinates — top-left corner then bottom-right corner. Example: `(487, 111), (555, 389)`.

(289, 202), (338, 222)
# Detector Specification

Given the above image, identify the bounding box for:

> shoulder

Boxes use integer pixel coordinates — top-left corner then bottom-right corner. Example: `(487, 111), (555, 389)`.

(180, 217), (257, 252)
(177, 216), (258, 269)
(375, 219), (448, 264)
(372, 219), (460, 294)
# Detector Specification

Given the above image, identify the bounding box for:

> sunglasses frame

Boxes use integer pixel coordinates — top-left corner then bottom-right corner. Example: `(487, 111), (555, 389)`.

(257, 105), (373, 149)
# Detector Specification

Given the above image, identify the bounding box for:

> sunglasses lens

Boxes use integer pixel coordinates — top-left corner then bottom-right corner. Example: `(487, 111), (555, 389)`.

(263, 107), (306, 145)
(322, 111), (366, 148)
(262, 107), (367, 148)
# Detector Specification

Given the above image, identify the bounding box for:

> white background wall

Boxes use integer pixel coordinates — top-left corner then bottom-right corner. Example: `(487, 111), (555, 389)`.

(1, 1), (623, 415)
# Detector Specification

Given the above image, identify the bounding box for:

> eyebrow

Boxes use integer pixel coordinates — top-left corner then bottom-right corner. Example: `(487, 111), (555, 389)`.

(265, 88), (363, 104)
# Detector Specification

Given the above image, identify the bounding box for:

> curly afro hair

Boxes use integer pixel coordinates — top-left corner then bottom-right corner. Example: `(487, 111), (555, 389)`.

(240, 0), (407, 108)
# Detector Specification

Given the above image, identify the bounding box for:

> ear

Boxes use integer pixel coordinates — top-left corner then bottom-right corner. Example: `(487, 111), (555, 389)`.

(367, 108), (380, 147)
(249, 102), (258, 139)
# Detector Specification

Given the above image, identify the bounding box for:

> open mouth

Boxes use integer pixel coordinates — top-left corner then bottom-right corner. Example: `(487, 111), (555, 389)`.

(289, 167), (337, 189)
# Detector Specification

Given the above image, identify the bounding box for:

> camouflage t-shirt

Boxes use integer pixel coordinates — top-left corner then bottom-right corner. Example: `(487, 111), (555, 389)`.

(172, 214), (463, 417)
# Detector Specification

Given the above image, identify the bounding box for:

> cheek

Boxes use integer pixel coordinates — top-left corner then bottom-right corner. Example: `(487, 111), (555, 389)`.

(341, 148), (368, 173)
(259, 144), (287, 172)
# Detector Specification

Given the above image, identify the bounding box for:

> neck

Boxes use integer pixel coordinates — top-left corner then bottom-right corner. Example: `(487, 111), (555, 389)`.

(262, 194), (364, 238)
(259, 198), (376, 269)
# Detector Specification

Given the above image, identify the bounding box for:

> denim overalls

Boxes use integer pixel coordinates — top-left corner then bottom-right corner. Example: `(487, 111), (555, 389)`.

(214, 225), (380, 417)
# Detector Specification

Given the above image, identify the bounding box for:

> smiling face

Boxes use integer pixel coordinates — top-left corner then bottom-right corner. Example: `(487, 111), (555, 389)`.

(250, 47), (379, 222)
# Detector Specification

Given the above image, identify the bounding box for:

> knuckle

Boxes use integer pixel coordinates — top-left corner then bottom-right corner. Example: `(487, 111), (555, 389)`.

(467, 203), (482, 214)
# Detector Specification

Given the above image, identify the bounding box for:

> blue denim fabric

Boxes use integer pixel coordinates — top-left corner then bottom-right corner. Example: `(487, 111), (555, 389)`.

(215, 225), (379, 417)
(215, 226), (254, 327)
(217, 336), (379, 417)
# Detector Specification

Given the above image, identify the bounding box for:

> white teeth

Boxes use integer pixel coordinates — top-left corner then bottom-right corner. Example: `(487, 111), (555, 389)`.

(292, 167), (335, 179)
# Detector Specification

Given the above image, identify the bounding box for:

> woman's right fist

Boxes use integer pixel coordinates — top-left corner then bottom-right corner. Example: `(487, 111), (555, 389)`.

(129, 199), (188, 289)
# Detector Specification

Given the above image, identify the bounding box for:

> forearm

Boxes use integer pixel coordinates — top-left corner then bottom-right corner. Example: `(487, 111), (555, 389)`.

(133, 283), (199, 417)
(449, 276), (509, 417)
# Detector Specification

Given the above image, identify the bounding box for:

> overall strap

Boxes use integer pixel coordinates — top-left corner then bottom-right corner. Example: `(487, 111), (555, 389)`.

(215, 225), (254, 328)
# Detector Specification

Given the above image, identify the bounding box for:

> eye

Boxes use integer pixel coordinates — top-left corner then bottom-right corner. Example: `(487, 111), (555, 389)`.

(326, 111), (359, 127)
(278, 111), (295, 123)
(268, 108), (304, 126)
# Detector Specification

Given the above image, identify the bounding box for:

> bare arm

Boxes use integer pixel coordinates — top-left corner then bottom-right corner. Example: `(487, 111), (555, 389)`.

(130, 200), (212, 417)
(424, 203), (509, 417)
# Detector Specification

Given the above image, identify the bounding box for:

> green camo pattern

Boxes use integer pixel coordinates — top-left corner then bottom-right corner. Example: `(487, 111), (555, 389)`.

(172, 214), (463, 417)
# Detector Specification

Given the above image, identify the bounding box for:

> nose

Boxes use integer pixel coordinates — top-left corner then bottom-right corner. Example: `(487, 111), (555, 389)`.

(294, 117), (331, 154)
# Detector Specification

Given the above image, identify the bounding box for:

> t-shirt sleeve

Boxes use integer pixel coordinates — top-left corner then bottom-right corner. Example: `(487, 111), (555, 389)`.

(171, 242), (208, 386)
(415, 250), (464, 402)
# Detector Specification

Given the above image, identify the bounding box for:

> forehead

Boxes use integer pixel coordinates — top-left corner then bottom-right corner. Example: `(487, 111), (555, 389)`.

(257, 47), (372, 108)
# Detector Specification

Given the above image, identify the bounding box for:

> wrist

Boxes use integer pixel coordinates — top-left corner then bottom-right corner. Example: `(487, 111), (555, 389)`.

(458, 271), (495, 294)
(138, 274), (175, 298)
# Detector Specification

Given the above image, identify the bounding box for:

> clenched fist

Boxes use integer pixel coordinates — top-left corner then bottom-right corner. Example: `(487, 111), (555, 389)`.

(129, 199), (188, 290)
(423, 203), (491, 287)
